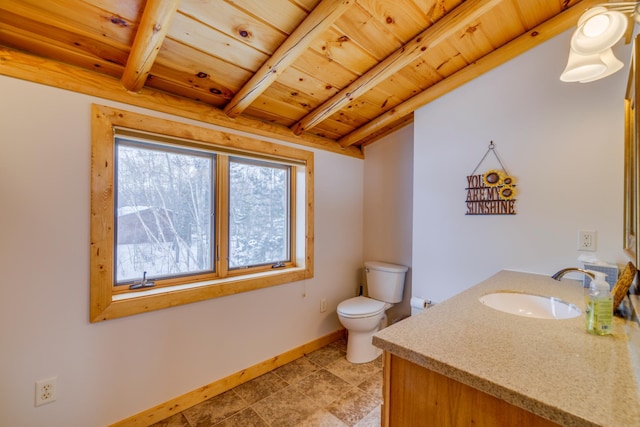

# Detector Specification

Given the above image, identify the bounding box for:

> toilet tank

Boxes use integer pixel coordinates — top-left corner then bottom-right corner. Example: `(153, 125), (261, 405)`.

(365, 261), (408, 303)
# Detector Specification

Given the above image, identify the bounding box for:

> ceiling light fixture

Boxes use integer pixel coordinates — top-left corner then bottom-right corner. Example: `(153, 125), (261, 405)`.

(560, 2), (638, 83)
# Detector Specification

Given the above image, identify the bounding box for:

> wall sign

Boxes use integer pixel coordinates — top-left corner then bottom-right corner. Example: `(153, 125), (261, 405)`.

(466, 142), (517, 215)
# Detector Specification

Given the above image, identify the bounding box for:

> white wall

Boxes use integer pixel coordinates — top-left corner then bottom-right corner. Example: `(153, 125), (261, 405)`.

(0, 76), (363, 427)
(413, 30), (633, 303)
(363, 125), (414, 321)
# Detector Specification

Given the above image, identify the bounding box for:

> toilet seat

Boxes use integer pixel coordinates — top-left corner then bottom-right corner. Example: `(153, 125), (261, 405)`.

(337, 296), (386, 319)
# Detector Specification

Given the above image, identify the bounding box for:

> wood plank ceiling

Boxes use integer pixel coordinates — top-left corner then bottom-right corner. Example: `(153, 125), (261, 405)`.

(0, 0), (600, 157)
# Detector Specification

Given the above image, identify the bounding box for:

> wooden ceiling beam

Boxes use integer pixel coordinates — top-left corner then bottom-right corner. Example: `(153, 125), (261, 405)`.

(0, 46), (362, 158)
(337, 0), (603, 148)
(223, 0), (355, 118)
(121, 0), (180, 93)
(290, 0), (501, 136)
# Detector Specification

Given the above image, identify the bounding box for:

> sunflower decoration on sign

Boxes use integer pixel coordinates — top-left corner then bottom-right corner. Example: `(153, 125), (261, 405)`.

(483, 169), (517, 200)
(483, 169), (503, 187)
(499, 182), (517, 201)
(466, 142), (517, 215)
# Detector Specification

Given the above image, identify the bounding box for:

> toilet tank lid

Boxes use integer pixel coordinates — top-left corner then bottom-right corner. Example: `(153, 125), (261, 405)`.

(365, 261), (408, 273)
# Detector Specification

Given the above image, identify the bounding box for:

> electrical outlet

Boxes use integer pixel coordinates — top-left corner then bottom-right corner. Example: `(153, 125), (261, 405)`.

(578, 230), (597, 251)
(35, 377), (57, 406)
(320, 299), (327, 313)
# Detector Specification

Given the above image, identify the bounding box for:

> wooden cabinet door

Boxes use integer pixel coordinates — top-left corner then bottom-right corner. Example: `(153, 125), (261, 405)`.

(383, 353), (560, 427)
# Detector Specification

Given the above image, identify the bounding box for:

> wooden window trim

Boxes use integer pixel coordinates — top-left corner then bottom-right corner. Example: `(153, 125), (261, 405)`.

(90, 104), (314, 322)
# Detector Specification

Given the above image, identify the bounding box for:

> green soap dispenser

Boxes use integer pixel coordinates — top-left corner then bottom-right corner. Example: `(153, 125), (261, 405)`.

(585, 271), (613, 335)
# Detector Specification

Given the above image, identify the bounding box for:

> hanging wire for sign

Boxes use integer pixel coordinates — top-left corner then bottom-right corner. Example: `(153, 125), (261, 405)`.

(470, 141), (510, 176)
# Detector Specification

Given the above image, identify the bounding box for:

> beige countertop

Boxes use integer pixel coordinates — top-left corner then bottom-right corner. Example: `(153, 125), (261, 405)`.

(373, 270), (640, 427)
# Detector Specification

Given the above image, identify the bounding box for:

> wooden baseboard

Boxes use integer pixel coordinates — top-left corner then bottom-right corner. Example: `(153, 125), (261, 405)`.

(110, 329), (345, 427)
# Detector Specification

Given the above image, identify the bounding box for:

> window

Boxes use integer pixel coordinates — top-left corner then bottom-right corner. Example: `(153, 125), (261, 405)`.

(227, 157), (291, 270)
(115, 140), (215, 284)
(91, 105), (313, 322)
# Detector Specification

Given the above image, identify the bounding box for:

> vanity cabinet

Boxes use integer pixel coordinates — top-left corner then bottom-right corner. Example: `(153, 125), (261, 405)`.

(381, 352), (560, 427)
(373, 271), (640, 427)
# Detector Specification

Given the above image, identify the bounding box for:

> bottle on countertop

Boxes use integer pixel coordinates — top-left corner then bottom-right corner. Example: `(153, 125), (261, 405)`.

(585, 271), (613, 335)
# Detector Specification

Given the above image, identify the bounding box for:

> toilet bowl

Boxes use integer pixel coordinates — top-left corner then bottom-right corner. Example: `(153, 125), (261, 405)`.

(337, 261), (408, 364)
(337, 296), (389, 363)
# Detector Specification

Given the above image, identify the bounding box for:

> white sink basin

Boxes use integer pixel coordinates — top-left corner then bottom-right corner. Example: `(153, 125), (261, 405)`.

(479, 292), (581, 320)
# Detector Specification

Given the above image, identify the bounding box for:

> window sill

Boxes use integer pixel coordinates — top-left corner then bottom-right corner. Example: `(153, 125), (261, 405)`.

(113, 267), (308, 301)
(92, 267), (310, 322)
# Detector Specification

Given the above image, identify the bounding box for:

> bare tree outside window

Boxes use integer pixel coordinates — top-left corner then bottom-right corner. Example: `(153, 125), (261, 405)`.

(115, 140), (214, 283)
(228, 158), (289, 269)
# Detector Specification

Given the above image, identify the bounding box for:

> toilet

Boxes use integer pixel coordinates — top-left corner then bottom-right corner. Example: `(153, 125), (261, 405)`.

(337, 261), (408, 363)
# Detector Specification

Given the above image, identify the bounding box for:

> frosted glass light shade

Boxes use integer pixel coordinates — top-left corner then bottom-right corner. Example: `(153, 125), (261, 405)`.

(571, 8), (628, 55)
(560, 49), (607, 82)
(578, 7), (610, 34)
(579, 49), (624, 83)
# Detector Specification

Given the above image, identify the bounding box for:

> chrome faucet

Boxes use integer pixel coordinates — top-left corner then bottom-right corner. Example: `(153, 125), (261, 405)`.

(551, 267), (595, 281)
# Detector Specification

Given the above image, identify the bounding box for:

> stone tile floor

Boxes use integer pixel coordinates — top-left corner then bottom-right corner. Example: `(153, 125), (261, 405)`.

(150, 338), (382, 427)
